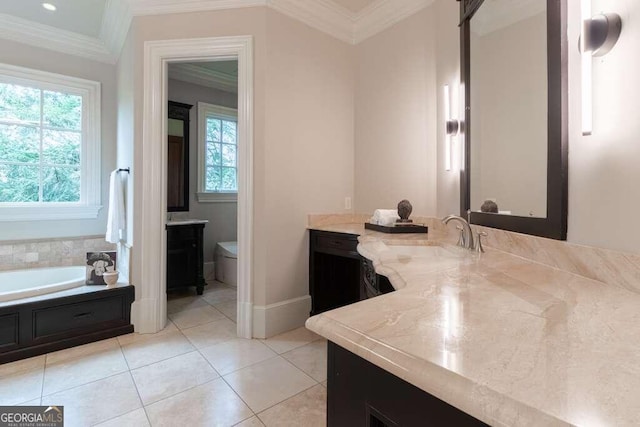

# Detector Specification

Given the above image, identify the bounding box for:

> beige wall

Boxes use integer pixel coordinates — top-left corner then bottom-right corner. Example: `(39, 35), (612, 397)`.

(353, 6), (438, 217)
(0, 39), (117, 241)
(260, 9), (355, 305)
(126, 7), (354, 312)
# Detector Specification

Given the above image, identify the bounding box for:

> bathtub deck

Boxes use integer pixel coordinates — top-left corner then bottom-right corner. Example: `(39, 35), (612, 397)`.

(0, 284), (134, 364)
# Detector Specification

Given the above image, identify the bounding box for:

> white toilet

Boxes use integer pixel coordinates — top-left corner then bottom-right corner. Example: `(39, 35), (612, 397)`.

(215, 241), (238, 286)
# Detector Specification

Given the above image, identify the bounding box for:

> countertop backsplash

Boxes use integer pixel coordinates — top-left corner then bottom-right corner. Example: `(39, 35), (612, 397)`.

(0, 236), (116, 272)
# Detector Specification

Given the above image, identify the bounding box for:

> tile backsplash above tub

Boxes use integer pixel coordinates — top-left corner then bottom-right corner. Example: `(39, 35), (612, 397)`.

(0, 236), (116, 272)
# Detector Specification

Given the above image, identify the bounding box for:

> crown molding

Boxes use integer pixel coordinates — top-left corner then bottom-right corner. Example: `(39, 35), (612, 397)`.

(100, 0), (133, 58)
(267, 0), (354, 44)
(169, 63), (238, 93)
(353, 0), (435, 44)
(127, 0), (266, 16)
(0, 13), (115, 64)
(0, 0), (437, 64)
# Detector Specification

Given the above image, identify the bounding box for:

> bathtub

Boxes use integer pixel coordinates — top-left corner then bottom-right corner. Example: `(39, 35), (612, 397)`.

(0, 266), (86, 303)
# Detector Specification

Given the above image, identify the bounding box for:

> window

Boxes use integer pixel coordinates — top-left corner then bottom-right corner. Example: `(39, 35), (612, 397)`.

(197, 102), (238, 202)
(0, 63), (101, 221)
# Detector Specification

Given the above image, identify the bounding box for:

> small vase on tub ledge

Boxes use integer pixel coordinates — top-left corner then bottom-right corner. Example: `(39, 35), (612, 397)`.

(102, 271), (119, 288)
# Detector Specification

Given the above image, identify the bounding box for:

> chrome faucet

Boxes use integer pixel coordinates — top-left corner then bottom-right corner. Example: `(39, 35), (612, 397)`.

(442, 215), (475, 250)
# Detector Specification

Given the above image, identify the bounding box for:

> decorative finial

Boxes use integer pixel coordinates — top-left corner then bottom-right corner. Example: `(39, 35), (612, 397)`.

(397, 199), (413, 223)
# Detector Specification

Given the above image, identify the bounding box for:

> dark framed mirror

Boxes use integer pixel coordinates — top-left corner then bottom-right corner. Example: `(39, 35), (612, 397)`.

(167, 101), (192, 212)
(459, 0), (568, 240)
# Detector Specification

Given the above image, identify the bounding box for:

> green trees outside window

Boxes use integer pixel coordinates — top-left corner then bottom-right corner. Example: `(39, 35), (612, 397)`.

(205, 116), (237, 192)
(0, 82), (82, 203)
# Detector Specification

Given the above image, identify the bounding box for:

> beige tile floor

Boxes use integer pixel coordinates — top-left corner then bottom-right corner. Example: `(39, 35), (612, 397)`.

(0, 281), (327, 426)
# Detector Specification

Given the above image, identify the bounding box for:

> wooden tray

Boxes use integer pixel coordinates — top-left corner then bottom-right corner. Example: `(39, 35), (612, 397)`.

(364, 223), (428, 234)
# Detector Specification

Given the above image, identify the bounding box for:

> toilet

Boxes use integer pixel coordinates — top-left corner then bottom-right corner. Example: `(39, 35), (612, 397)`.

(215, 241), (238, 286)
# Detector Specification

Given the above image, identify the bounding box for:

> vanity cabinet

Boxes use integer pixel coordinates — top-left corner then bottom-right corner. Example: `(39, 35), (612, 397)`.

(167, 223), (206, 294)
(327, 342), (487, 426)
(361, 258), (395, 299)
(309, 230), (395, 315)
(309, 230), (362, 316)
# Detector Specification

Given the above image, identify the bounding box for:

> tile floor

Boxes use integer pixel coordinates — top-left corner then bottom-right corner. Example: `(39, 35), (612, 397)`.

(0, 281), (328, 426)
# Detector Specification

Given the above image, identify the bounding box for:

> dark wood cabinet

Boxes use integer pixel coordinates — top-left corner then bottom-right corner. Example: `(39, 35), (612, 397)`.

(0, 285), (134, 364)
(167, 223), (206, 295)
(309, 230), (396, 316)
(309, 230), (361, 316)
(327, 342), (487, 426)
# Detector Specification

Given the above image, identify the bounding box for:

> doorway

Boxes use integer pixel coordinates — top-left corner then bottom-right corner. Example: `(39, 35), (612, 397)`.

(138, 36), (254, 338)
(166, 60), (240, 328)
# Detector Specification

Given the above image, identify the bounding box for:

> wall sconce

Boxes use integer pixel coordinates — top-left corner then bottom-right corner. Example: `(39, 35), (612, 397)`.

(444, 84), (460, 171)
(580, 0), (622, 136)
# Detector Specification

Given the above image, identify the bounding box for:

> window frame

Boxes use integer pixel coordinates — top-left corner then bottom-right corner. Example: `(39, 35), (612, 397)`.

(0, 63), (101, 221)
(197, 102), (238, 203)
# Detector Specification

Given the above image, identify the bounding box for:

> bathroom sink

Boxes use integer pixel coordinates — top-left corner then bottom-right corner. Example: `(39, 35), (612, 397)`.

(381, 243), (466, 259)
(166, 219), (209, 226)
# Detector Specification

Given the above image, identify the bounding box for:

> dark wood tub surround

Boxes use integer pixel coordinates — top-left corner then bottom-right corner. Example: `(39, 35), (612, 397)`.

(0, 284), (134, 364)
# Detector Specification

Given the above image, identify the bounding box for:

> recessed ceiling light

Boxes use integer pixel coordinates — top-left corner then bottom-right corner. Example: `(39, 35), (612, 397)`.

(42, 3), (57, 11)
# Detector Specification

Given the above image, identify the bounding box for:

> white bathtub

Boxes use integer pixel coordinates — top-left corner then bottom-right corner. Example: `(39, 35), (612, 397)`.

(0, 266), (86, 303)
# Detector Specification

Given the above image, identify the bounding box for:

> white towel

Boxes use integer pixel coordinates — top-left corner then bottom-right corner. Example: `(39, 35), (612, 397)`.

(370, 209), (399, 226)
(106, 170), (126, 244)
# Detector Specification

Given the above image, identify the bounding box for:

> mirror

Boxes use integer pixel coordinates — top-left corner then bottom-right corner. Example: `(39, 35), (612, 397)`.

(460, 0), (568, 240)
(167, 101), (192, 212)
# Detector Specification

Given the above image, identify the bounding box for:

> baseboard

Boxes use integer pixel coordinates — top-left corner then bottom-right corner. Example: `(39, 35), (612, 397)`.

(204, 261), (215, 282)
(132, 297), (164, 333)
(252, 295), (311, 339)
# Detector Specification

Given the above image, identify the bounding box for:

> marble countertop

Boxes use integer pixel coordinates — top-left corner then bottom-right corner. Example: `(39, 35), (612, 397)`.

(306, 228), (640, 426)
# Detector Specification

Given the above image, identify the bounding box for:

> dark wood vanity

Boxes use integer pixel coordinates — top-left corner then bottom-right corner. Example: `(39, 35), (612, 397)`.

(327, 342), (487, 426)
(309, 229), (393, 316)
(309, 230), (361, 315)
(167, 222), (206, 295)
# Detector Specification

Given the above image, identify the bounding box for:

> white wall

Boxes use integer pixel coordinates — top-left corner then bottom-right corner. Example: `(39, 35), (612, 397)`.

(0, 39), (117, 241)
(435, 0), (461, 218)
(116, 27), (136, 282)
(353, 6), (438, 218)
(566, 0), (640, 253)
(167, 78), (238, 261)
